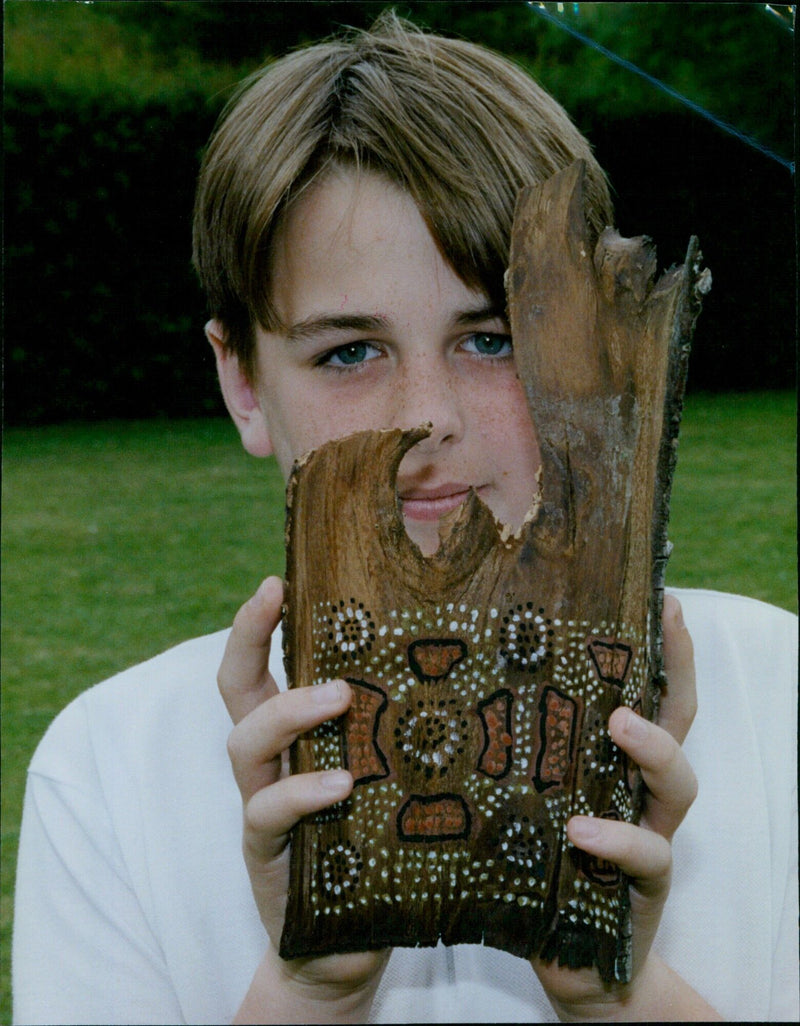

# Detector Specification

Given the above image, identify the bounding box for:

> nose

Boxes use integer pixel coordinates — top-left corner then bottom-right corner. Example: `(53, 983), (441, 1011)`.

(391, 354), (465, 452)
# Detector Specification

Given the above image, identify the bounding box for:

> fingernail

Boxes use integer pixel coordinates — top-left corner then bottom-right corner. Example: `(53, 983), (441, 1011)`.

(312, 680), (346, 707)
(321, 769), (351, 793)
(250, 577), (275, 606)
(569, 816), (600, 841)
(621, 707), (648, 742)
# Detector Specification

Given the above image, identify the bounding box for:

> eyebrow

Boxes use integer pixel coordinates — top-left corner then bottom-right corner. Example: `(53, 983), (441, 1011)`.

(285, 314), (389, 344)
(454, 303), (506, 327)
(283, 303), (506, 344)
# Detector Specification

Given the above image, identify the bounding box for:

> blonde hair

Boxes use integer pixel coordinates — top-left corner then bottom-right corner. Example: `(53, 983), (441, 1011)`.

(192, 12), (612, 377)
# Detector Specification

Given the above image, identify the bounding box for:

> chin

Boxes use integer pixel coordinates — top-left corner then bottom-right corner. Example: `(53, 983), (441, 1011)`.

(404, 519), (442, 557)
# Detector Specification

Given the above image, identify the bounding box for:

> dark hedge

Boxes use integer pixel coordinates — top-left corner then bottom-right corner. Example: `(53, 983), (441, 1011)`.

(591, 112), (796, 396)
(4, 84), (795, 425)
(4, 85), (223, 424)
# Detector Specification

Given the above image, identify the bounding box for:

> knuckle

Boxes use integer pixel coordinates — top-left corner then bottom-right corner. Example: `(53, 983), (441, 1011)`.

(226, 726), (246, 767)
(632, 828), (672, 880)
(646, 728), (681, 775)
(645, 838), (670, 877)
(216, 660), (231, 695)
(614, 828), (638, 867)
(685, 765), (699, 807)
(242, 793), (268, 835)
(677, 617), (695, 657)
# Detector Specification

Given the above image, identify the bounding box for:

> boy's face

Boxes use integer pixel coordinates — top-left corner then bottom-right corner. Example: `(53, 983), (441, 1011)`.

(226, 169), (541, 555)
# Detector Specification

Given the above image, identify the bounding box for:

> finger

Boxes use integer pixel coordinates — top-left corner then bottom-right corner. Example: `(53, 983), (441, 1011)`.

(244, 769), (354, 861)
(566, 815), (671, 902)
(658, 593), (697, 744)
(228, 680), (352, 800)
(609, 706), (698, 840)
(218, 576), (284, 725)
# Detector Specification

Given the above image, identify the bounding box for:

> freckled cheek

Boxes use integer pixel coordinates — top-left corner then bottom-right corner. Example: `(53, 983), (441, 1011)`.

(283, 402), (383, 460)
(479, 385), (541, 494)
(479, 379), (537, 443)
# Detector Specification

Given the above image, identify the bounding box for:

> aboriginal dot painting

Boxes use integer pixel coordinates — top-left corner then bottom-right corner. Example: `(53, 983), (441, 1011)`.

(279, 164), (705, 983)
(311, 596), (645, 940)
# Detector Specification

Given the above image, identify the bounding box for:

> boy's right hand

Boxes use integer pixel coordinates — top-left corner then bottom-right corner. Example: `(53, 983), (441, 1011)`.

(218, 576), (389, 1023)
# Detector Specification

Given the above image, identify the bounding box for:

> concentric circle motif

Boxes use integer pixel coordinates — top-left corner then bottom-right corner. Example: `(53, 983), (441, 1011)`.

(319, 842), (364, 897)
(326, 599), (376, 661)
(498, 603), (554, 669)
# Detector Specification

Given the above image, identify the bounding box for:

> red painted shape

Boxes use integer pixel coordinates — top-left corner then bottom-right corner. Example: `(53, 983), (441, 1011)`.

(408, 638), (467, 681)
(534, 686), (578, 791)
(477, 689), (514, 778)
(397, 794), (471, 841)
(343, 679), (389, 785)
(587, 638), (633, 686)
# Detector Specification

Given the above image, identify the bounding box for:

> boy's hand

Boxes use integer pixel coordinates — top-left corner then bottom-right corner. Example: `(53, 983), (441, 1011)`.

(218, 577), (389, 1023)
(532, 594), (720, 1020)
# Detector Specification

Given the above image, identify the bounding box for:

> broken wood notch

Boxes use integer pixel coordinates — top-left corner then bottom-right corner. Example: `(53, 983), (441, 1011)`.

(279, 161), (709, 982)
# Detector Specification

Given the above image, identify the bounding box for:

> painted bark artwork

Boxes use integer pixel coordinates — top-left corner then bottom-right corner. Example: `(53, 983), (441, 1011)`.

(279, 162), (710, 981)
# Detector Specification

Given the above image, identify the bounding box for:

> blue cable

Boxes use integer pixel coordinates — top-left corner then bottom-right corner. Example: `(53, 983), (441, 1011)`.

(528, 3), (794, 174)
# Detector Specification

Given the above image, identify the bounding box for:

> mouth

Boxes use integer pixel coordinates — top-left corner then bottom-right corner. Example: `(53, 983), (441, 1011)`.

(399, 484), (484, 522)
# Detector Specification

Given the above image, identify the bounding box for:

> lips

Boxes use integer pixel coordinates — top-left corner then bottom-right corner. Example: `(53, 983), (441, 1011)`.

(399, 484), (480, 522)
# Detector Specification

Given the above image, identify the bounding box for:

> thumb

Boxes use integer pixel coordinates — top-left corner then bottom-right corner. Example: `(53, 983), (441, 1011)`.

(217, 576), (284, 725)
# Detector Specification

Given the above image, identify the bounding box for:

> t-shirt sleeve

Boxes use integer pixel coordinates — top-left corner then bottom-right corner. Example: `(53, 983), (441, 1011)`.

(671, 589), (799, 1021)
(12, 697), (184, 1025)
(756, 600), (799, 1021)
(729, 592), (799, 1021)
(770, 800), (799, 1021)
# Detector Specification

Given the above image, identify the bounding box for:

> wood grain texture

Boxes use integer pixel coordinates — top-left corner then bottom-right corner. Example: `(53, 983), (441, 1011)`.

(279, 162), (708, 981)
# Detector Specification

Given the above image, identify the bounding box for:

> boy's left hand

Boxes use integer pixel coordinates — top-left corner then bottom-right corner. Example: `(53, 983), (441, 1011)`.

(532, 594), (719, 1020)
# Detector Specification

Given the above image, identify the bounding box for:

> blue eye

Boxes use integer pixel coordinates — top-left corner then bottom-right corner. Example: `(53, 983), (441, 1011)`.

(464, 332), (513, 357)
(323, 342), (380, 367)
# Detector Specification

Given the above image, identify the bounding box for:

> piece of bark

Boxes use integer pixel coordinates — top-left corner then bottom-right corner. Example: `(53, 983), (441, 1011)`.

(279, 161), (709, 981)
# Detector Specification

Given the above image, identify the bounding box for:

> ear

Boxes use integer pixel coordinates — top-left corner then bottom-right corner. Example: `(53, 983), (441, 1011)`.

(206, 319), (273, 457)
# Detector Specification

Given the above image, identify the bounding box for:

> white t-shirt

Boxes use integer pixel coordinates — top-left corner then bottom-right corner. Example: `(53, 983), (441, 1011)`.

(12, 589), (799, 1023)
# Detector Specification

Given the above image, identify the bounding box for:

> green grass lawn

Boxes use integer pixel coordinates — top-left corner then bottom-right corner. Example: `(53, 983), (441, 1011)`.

(1, 392), (796, 1021)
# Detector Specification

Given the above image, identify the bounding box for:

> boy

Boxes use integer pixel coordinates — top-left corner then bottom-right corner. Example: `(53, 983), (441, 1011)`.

(13, 14), (798, 1023)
